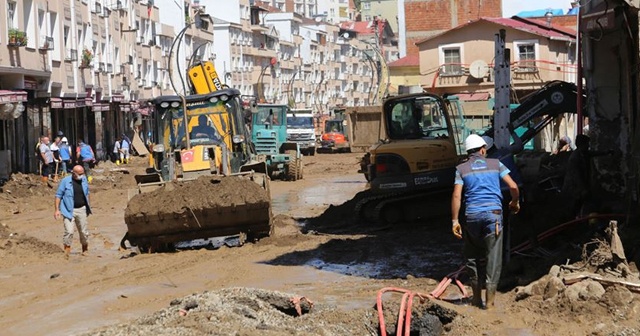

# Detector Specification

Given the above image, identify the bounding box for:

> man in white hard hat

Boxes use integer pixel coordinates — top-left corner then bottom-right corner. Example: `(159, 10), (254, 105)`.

(451, 134), (520, 309)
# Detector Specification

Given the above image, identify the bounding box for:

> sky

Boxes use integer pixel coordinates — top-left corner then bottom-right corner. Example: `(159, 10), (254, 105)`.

(502, 0), (575, 17)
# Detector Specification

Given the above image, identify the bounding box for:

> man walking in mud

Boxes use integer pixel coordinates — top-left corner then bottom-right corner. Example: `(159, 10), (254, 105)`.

(54, 165), (92, 259)
(451, 134), (520, 309)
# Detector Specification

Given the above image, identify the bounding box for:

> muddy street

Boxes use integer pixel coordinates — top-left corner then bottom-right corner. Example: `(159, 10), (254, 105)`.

(0, 153), (639, 336)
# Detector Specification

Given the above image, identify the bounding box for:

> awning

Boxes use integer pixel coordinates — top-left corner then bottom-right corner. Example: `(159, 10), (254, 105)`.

(138, 107), (150, 116)
(453, 92), (490, 102)
(92, 103), (109, 112)
(0, 90), (28, 103)
(63, 99), (76, 109)
(112, 94), (125, 103)
(50, 97), (63, 109)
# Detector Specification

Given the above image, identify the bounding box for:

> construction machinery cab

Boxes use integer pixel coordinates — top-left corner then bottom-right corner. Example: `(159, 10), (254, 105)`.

(252, 104), (302, 180)
(150, 89), (257, 181)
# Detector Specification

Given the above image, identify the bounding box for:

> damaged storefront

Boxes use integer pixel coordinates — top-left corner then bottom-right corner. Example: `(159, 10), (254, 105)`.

(0, 90), (28, 181)
(580, 0), (640, 211)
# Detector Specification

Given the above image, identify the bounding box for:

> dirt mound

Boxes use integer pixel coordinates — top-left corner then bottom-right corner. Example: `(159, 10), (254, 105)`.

(0, 173), (54, 198)
(260, 214), (311, 247)
(125, 176), (269, 217)
(0, 223), (62, 264)
(302, 189), (373, 233)
(84, 287), (372, 336)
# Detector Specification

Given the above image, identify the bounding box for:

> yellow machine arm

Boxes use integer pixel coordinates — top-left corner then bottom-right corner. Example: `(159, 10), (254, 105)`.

(188, 61), (224, 95)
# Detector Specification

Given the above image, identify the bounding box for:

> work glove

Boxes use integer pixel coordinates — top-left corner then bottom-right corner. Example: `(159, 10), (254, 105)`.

(509, 200), (520, 214)
(452, 219), (462, 239)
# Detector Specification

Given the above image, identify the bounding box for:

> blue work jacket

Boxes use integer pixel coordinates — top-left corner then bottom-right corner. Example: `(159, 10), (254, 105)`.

(55, 175), (92, 219)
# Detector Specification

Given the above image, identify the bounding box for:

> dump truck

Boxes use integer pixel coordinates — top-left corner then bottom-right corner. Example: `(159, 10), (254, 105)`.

(121, 60), (273, 252)
(252, 103), (303, 181)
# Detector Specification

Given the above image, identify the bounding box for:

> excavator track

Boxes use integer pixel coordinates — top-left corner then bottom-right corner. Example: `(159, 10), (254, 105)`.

(355, 188), (452, 225)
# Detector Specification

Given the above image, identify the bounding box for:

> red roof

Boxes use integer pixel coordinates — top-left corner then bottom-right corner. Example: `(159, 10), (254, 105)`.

(340, 21), (375, 34)
(415, 16), (576, 45)
(388, 54), (419, 68)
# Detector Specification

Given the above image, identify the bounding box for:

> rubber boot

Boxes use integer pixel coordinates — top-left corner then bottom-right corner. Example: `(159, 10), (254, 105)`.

(81, 244), (89, 256)
(63, 245), (71, 259)
(485, 284), (497, 310)
(471, 280), (483, 308)
(115, 160), (120, 166)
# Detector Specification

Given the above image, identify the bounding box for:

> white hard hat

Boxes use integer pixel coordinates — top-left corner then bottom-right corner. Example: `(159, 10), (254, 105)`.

(465, 134), (487, 152)
(481, 136), (494, 150)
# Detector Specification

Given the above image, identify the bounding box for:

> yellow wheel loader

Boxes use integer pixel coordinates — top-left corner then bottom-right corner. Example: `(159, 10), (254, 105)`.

(121, 60), (272, 252)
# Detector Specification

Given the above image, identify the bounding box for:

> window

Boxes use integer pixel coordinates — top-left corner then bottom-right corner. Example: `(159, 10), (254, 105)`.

(438, 43), (463, 76)
(514, 40), (538, 72)
(363, 2), (371, 10)
(8, 1), (17, 29)
(387, 96), (449, 140)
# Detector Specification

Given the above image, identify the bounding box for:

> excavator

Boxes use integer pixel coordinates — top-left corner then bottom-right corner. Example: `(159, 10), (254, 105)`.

(358, 80), (580, 224)
(122, 58), (273, 252)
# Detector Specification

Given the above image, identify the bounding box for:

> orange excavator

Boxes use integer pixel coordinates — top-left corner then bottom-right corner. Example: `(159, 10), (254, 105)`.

(319, 108), (350, 153)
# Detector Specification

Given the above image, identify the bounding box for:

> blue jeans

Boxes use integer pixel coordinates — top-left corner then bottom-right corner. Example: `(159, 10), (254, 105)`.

(463, 210), (503, 286)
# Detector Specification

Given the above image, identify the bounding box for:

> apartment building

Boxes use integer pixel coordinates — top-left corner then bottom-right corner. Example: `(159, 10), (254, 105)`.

(316, 0), (356, 23)
(0, 0), (381, 175)
(0, 0), (175, 174)
(360, 0), (398, 32)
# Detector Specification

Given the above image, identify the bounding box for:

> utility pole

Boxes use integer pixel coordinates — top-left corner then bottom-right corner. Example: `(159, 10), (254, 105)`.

(493, 29), (511, 150)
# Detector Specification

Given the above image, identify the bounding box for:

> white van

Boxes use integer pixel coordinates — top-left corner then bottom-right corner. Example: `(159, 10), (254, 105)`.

(286, 109), (316, 156)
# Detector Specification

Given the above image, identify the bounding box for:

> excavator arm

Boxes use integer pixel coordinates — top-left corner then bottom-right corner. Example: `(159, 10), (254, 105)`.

(482, 80), (582, 151)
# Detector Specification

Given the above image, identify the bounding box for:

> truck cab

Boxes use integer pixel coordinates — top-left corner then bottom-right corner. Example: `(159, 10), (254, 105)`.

(286, 109), (316, 156)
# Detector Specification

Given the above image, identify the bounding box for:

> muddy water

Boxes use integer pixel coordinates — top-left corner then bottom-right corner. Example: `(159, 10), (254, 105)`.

(270, 174), (367, 217)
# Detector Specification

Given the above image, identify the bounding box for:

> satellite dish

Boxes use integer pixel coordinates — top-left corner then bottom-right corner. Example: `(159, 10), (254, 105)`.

(342, 32), (350, 39)
(314, 16), (322, 23)
(469, 60), (489, 79)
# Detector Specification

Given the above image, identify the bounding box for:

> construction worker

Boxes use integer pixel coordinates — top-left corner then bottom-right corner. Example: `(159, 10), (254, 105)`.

(120, 134), (131, 164)
(76, 139), (95, 183)
(451, 134), (520, 309)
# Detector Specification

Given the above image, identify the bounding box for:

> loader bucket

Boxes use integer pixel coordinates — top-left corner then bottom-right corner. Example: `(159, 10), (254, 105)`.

(123, 174), (272, 251)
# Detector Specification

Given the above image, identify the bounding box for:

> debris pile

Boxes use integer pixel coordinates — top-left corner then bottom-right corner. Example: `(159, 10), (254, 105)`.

(84, 287), (372, 336)
(513, 221), (640, 333)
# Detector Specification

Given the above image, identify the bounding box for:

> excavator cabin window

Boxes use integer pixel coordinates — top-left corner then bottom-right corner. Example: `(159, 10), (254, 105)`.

(387, 96), (450, 140)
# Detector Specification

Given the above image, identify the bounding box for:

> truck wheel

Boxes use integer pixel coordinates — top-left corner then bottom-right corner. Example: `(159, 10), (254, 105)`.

(309, 148), (315, 156)
(285, 150), (299, 181)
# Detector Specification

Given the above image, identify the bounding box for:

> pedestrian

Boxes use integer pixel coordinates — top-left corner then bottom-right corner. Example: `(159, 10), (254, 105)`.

(54, 165), (92, 258)
(562, 134), (614, 217)
(451, 134), (520, 309)
(38, 136), (55, 184)
(50, 136), (62, 179)
(59, 137), (72, 174)
(552, 136), (572, 155)
(120, 134), (131, 164)
(113, 136), (122, 164)
(76, 139), (96, 183)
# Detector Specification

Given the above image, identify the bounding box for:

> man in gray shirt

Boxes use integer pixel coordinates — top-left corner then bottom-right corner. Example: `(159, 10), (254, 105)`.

(39, 136), (54, 184)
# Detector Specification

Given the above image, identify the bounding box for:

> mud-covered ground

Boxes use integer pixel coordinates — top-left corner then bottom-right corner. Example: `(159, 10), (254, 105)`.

(1, 153), (640, 336)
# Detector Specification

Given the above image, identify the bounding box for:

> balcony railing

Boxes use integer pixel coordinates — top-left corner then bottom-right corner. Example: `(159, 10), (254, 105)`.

(8, 30), (28, 47)
(39, 36), (54, 50)
(65, 49), (78, 61)
(438, 63), (464, 77)
(515, 60), (538, 73)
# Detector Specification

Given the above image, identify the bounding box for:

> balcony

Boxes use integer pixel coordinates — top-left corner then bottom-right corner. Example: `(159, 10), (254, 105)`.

(107, 63), (113, 73)
(438, 64), (464, 77)
(7, 29), (28, 47)
(39, 36), (54, 50)
(65, 49), (78, 61)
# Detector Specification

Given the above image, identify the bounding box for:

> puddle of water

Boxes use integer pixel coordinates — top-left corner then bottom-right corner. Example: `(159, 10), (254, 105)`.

(305, 258), (383, 278)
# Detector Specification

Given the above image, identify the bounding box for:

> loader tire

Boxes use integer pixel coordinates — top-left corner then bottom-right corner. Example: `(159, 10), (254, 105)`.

(285, 150), (299, 181)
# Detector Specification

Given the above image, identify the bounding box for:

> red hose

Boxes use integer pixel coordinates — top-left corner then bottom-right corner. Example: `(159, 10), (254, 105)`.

(377, 287), (433, 336)
(511, 213), (627, 253)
